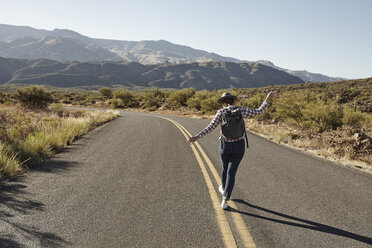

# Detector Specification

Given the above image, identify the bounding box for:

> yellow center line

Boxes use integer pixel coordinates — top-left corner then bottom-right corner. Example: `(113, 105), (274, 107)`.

(159, 116), (256, 248)
(158, 117), (237, 247)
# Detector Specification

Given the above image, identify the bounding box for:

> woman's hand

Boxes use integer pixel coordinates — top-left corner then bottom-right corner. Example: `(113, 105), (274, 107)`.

(187, 136), (199, 145)
(266, 90), (278, 101)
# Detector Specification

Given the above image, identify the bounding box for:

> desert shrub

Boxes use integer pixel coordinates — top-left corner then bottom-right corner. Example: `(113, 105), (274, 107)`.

(70, 92), (89, 105)
(275, 91), (344, 131)
(87, 93), (104, 104)
(342, 107), (365, 127)
(14, 85), (53, 109)
(338, 88), (359, 104)
(0, 92), (7, 104)
(200, 95), (220, 114)
(301, 98), (343, 132)
(113, 89), (135, 107)
(49, 103), (66, 117)
(167, 88), (195, 108)
(137, 89), (166, 110)
(186, 90), (215, 110)
(364, 113), (372, 127)
(99, 87), (113, 99)
(275, 91), (307, 125)
(111, 99), (120, 108)
(255, 109), (274, 122)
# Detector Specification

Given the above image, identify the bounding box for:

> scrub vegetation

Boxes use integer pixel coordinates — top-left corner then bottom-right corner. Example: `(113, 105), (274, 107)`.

(1, 77), (371, 172)
(0, 85), (119, 179)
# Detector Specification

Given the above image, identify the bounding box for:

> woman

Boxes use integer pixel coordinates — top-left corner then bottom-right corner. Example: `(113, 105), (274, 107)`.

(187, 91), (277, 209)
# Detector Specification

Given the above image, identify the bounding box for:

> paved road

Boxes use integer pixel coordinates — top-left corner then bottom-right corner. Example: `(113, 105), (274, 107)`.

(0, 110), (371, 247)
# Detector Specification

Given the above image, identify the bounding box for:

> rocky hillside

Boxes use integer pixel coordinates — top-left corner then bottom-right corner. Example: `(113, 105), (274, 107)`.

(0, 24), (344, 82)
(0, 36), (121, 61)
(257, 60), (345, 82)
(0, 24), (240, 64)
(0, 57), (303, 90)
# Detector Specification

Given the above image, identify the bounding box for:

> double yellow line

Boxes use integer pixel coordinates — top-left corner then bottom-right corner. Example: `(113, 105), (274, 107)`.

(159, 116), (256, 248)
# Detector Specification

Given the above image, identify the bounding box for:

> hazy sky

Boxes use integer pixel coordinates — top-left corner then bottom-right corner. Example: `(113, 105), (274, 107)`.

(1, 0), (371, 79)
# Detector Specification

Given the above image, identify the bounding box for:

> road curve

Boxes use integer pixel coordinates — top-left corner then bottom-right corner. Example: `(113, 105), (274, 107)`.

(0, 110), (371, 248)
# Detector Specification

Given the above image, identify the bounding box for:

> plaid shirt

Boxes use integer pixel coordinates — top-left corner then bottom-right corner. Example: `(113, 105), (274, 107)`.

(196, 100), (269, 142)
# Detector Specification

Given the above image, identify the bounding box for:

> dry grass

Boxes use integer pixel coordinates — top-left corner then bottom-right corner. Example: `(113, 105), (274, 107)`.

(244, 119), (372, 174)
(0, 105), (119, 179)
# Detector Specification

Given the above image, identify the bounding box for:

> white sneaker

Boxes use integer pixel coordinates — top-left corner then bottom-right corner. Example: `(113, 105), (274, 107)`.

(218, 185), (225, 195)
(221, 199), (228, 210)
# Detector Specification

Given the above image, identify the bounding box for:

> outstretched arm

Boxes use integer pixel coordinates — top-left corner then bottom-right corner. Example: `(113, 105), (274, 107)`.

(266, 90), (278, 101)
(241, 91), (277, 118)
(187, 110), (222, 144)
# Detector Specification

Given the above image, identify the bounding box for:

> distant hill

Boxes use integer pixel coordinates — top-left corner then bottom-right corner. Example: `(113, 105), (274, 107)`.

(0, 36), (121, 61)
(0, 24), (240, 64)
(256, 60), (345, 82)
(0, 24), (345, 83)
(0, 56), (303, 90)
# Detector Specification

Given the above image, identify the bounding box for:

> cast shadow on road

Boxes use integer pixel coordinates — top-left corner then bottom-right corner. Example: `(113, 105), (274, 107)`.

(229, 199), (372, 246)
(0, 159), (77, 247)
(28, 151), (80, 174)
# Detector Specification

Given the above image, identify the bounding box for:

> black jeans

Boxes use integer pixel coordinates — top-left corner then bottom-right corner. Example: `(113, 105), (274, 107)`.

(219, 139), (245, 200)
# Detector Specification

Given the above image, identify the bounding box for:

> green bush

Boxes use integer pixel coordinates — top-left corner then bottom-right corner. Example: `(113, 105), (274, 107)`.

(342, 107), (365, 127)
(111, 99), (120, 108)
(167, 88), (195, 108)
(63, 92), (88, 105)
(113, 89), (135, 107)
(15, 85), (53, 109)
(187, 90), (217, 110)
(364, 113), (372, 127)
(301, 98), (343, 132)
(256, 109), (273, 122)
(99, 87), (113, 99)
(275, 92), (307, 125)
(274, 91), (344, 131)
(86, 93), (104, 104)
(200, 95), (220, 114)
(137, 89), (166, 110)
(0, 92), (6, 104)
(338, 88), (359, 104)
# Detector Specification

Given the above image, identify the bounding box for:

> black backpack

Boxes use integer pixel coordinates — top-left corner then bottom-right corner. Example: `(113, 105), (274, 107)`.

(221, 107), (249, 147)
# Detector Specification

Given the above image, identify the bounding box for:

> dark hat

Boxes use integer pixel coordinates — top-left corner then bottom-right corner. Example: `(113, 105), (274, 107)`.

(217, 92), (237, 104)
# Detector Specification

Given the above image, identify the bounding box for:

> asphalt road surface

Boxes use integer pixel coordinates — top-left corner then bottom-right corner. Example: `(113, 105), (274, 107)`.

(1, 110), (371, 248)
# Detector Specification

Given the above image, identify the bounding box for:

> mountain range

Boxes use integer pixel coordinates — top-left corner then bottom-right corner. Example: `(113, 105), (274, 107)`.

(0, 24), (344, 83)
(0, 56), (303, 90)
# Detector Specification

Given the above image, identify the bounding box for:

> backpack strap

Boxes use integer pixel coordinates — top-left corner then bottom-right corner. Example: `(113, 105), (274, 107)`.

(238, 106), (249, 148)
(236, 106), (249, 148)
(244, 129), (249, 148)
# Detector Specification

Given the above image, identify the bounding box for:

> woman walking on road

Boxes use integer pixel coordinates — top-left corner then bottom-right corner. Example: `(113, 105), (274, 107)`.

(187, 91), (277, 209)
